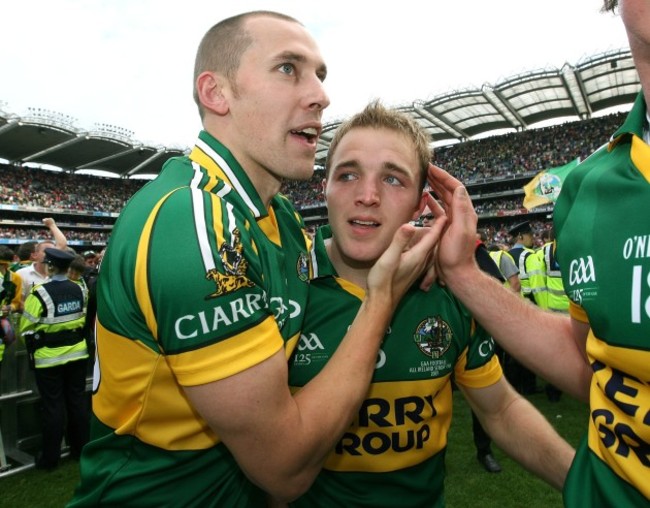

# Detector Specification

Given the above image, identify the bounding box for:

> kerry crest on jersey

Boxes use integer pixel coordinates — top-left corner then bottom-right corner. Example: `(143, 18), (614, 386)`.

(205, 228), (254, 299)
(413, 316), (453, 359)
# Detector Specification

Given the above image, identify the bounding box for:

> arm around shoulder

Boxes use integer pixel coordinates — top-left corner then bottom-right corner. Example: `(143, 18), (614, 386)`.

(185, 222), (446, 501)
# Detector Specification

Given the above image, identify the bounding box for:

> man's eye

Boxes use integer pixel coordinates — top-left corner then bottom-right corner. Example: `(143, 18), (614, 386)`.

(338, 173), (356, 181)
(385, 175), (402, 186)
(279, 63), (295, 75)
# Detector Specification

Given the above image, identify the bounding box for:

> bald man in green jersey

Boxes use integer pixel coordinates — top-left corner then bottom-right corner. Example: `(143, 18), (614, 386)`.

(70, 12), (442, 508)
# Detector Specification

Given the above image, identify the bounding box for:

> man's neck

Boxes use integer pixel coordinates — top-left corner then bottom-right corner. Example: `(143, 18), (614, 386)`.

(34, 262), (48, 277)
(324, 238), (371, 290)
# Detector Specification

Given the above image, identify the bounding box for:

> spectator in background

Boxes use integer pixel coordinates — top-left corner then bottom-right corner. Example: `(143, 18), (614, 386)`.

(0, 246), (23, 316)
(19, 248), (89, 471)
(424, 221), (505, 474)
(504, 221), (539, 395)
(530, 227), (568, 403)
(82, 251), (98, 269)
(68, 255), (89, 292)
(470, 230), (506, 474)
(0, 246), (22, 366)
(286, 102), (573, 507)
(10, 240), (37, 272)
(15, 219), (67, 303)
(487, 243), (520, 293)
(80, 249), (101, 359)
(67, 255), (92, 357)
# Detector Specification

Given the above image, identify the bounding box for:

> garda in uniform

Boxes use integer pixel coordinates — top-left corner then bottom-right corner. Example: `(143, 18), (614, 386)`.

(19, 248), (89, 471)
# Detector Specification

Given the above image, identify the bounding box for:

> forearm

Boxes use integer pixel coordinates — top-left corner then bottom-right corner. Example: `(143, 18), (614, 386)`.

(250, 293), (395, 500)
(189, 294), (397, 502)
(481, 394), (575, 490)
(190, 224), (443, 500)
(46, 221), (67, 249)
(447, 266), (590, 401)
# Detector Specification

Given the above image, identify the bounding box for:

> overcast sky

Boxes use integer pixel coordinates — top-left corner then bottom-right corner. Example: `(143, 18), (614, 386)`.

(0, 0), (629, 148)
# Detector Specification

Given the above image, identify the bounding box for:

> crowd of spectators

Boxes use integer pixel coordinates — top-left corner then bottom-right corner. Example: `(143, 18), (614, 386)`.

(433, 112), (626, 183)
(479, 220), (551, 250)
(280, 170), (326, 208)
(0, 110), (629, 247)
(474, 197), (526, 216)
(0, 164), (144, 213)
(0, 227), (109, 243)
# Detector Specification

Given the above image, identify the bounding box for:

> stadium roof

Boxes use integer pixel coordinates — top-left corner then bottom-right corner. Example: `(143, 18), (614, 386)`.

(317, 48), (641, 163)
(0, 111), (188, 178)
(0, 48), (640, 178)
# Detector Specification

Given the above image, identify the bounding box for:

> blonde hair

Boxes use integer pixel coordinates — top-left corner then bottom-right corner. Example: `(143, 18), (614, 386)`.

(325, 100), (432, 190)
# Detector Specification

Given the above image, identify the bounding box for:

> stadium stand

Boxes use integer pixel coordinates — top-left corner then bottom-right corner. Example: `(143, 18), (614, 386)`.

(0, 108), (633, 250)
(0, 48), (640, 248)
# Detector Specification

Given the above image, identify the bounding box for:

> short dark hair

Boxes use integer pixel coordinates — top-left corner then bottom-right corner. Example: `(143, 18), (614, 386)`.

(69, 255), (89, 275)
(193, 11), (302, 119)
(0, 246), (14, 263)
(16, 241), (37, 261)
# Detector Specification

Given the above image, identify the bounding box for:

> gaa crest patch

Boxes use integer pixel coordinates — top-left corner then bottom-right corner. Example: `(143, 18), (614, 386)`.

(296, 252), (310, 282)
(413, 316), (453, 359)
(205, 228), (254, 299)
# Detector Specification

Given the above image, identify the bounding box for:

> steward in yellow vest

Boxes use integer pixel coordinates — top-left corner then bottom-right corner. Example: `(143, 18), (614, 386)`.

(488, 248), (520, 293)
(507, 221), (539, 302)
(534, 241), (569, 313)
(19, 248), (89, 470)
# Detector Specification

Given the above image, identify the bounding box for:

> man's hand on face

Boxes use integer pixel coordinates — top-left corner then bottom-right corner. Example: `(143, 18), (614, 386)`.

(426, 164), (481, 286)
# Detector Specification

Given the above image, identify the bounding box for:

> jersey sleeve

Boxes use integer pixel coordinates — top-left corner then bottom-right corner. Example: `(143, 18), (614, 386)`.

(135, 187), (283, 386)
(453, 322), (502, 389)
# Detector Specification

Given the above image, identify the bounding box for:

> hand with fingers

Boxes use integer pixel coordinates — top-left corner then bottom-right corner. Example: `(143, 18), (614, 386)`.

(426, 163), (480, 282)
(367, 212), (447, 310)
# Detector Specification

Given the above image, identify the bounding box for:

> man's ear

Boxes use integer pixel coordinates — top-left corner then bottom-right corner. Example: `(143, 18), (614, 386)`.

(196, 71), (229, 115)
(320, 177), (327, 202)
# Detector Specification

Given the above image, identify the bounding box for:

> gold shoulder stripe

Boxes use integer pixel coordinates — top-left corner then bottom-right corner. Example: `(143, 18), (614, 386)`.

(631, 135), (650, 184)
(168, 315), (283, 386)
(135, 188), (185, 342)
(190, 145), (232, 189)
(335, 277), (365, 299)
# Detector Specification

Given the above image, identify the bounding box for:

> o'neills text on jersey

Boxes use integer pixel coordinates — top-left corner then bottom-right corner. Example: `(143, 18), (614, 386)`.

(623, 235), (650, 259)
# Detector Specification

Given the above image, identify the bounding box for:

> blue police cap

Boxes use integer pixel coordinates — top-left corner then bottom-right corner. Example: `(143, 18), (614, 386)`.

(44, 248), (76, 269)
(508, 221), (532, 237)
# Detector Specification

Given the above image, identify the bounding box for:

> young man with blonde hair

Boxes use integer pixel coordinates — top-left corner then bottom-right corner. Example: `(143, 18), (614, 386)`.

(287, 101), (574, 507)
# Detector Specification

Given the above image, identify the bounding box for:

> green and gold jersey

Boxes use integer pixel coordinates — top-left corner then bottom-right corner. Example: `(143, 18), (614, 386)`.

(289, 226), (502, 508)
(69, 131), (312, 508)
(555, 93), (650, 507)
